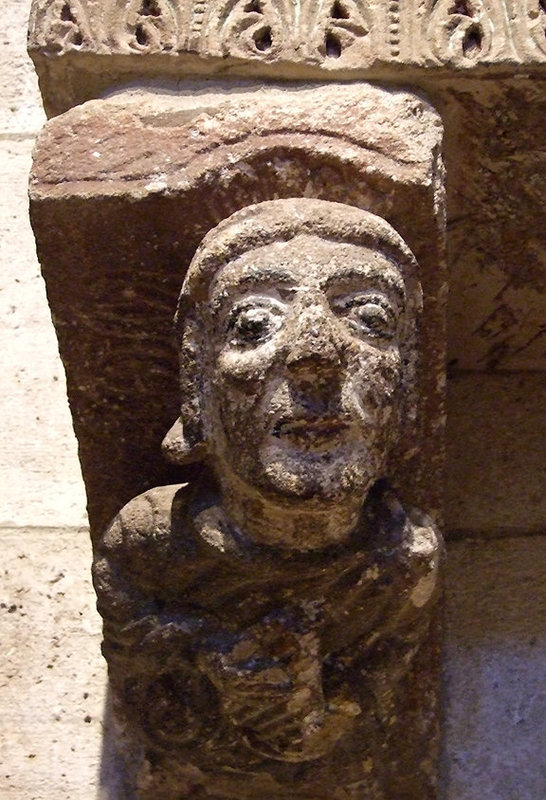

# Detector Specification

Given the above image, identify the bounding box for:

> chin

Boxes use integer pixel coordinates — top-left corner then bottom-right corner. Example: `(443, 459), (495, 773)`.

(256, 446), (382, 507)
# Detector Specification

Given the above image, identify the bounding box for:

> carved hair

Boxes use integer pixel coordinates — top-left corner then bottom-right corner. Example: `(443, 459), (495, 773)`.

(176, 198), (422, 324)
(165, 199), (423, 465)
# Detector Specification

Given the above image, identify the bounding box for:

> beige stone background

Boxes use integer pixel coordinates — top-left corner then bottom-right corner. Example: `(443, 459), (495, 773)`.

(1, 2), (545, 798)
(1, 3), (108, 798)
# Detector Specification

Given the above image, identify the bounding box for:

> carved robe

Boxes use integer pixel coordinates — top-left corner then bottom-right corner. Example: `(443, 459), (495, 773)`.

(93, 479), (442, 798)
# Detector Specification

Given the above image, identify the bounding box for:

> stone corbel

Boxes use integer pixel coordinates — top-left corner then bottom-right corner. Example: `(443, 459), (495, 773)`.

(30, 80), (446, 798)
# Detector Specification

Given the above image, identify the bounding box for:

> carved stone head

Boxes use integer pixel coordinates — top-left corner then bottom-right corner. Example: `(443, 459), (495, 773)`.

(169, 199), (422, 535)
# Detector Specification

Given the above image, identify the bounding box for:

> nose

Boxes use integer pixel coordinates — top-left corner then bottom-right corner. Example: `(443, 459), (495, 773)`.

(285, 298), (345, 382)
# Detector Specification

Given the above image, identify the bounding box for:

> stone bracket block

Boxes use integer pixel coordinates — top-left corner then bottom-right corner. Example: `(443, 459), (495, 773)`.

(30, 81), (446, 539)
(30, 81), (446, 799)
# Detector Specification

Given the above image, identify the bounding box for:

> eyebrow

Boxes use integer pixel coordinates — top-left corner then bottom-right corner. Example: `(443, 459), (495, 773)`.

(209, 269), (296, 309)
(322, 267), (406, 300)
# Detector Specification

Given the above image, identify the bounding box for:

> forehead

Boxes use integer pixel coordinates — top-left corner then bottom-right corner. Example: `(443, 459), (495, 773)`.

(208, 235), (406, 303)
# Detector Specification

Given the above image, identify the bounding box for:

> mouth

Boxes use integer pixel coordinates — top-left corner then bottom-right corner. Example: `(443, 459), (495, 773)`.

(272, 416), (351, 446)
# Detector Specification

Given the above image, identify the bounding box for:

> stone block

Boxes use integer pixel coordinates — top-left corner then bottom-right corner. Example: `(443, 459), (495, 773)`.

(442, 81), (546, 372)
(29, 81), (446, 798)
(0, 527), (108, 800)
(0, 138), (87, 528)
(29, 81), (446, 538)
(446, 371), (546, 537)
(27, 0), (546, 117)
(444, 535), (546, 799)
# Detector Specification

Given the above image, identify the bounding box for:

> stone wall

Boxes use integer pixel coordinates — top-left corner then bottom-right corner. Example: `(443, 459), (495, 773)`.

(1, 1), (545, 797)
(0, 3), (107, 797)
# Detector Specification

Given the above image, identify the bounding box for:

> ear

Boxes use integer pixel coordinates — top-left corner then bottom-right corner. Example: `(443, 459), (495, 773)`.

(164, 313), (207, 464)
(161, 417), (206, 465)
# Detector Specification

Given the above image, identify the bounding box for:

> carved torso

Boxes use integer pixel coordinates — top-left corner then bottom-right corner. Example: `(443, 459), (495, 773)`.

(87, 197), (445, 799)
(93, 480), (441, 796)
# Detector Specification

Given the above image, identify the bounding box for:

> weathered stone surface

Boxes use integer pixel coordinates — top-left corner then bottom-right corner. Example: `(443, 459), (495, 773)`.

(442, 80), (546, 372)
(446, 371), (546, 536)
(27, 0), (546, 116)
(92, 198), (444, 798)
(444, 535), (546, 799)
(29, 82), (446, 538)
(0, 527), (108, 800)
(6, 0), (545, 797)
(4, 528), (546, 800)
(26, 75), (546, 373)
(28, 0), (546, 65)
(0, 0), (45, 134)
(30, 82), (446, 797)
(0, 137), (87, 528)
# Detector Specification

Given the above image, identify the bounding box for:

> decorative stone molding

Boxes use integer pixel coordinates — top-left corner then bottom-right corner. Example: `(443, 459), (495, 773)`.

(206, 0), (374, 62)
(28, 1), (546, 118)
(29, 0), (546, 63)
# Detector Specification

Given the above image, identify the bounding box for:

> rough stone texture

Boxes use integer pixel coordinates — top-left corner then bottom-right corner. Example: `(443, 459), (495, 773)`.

(3, 529), (546, 800)
(446, 371), (546, 537)
(92, 198), (444, 798)
(0, 0), (87, 528)
(29, 82), (446, 539)
(29, 79), (447, 793)
(25, 76), (546, 375)
(441, 80), (546, 372)
(0, 137), (87, 528)
(1, 0), (45, 134)
(0, 7), (95, 796)
(96, 487), (442, 798)
(27, 0), (546, 117)
(0, 527), (108, 800)
(26, 5), (546, 376)
(4, 0), (544, 797)
(444, 535), (546, 799)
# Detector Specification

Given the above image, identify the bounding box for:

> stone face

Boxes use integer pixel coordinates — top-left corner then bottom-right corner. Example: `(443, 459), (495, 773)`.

(174, 201), (424, 533)
(92, 198), (444, 798)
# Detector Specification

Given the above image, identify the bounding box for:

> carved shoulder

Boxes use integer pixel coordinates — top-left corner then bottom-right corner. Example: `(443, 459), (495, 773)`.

(93, 483), (191, 623)
(99, 483), (189, 559)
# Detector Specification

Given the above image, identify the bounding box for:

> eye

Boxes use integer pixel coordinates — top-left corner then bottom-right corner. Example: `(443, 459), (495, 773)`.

(333, 293), (398, 341)
(227, 300), (285, 347)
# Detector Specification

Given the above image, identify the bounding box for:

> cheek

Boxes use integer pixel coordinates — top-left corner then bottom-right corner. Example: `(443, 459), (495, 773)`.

(351, 348), (403, 408)
(216, 347), (273, 384)
(211, 346), (277, 435)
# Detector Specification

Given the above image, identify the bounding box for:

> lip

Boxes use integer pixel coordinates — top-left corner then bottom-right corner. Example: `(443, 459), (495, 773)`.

(272, 416), (350, 442)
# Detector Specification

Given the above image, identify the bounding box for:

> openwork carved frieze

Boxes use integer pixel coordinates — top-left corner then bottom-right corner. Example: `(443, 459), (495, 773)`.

(29, 0), (546, 65)
(425, 0), (500, 63)
(209, 0), (373, 63)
